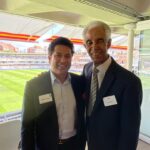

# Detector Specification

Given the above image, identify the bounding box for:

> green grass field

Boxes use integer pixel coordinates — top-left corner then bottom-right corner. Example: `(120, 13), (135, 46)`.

(0, 70), (150, 114)
(0, 69), (45, 114)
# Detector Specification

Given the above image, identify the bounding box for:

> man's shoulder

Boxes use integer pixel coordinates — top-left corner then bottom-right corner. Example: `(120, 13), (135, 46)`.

(27, 71), (49, 85)
(83, 62), (93, 76)
(84, 62), (93, 68)
(69, 72), (85, 82)
(113, 62), (141, 83)
(69, 72), (80, 79)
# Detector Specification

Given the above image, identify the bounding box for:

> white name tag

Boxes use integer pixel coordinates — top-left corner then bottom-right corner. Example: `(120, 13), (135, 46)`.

(39, 93), (53, 104)
(103, 95), (117, 107)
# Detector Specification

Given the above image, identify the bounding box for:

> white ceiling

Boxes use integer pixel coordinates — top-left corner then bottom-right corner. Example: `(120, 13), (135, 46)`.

(0, 0), (150, 36)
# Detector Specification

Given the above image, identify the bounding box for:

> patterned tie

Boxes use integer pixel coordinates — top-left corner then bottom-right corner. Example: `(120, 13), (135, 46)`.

(88, 67), (99, 116)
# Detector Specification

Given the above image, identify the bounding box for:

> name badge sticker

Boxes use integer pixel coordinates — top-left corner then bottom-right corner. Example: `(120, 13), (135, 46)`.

(103, 95), (117, 107)
(39, 93), (53, 104)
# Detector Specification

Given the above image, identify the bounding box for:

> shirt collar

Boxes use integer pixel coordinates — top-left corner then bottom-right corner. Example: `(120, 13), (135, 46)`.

(93, 56), (112, 74)
(50, 70), (71, 85)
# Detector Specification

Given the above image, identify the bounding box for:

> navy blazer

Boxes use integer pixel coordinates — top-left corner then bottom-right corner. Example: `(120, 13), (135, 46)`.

(83, 58), (142, 150)
(21, 71), (86, 150)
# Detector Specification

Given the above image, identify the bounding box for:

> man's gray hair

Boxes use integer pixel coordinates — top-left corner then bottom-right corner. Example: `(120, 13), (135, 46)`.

(83, 20), (111, 40)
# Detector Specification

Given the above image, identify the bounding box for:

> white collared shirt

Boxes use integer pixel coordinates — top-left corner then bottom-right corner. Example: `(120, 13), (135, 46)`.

(50, 71), (77, 139)
(92, 56), (112, 88)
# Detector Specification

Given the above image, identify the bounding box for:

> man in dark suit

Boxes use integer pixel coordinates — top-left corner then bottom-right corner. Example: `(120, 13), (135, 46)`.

(82, 21), (143, 150)
(21, 37), (86, 150)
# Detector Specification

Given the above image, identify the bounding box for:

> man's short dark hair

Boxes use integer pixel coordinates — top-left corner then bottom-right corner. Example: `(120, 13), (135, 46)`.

(48, 37), (74, 55)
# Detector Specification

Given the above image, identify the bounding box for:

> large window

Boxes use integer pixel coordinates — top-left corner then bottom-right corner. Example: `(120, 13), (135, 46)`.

(139, 30), (150, 139)
(0, 35), (128, 122)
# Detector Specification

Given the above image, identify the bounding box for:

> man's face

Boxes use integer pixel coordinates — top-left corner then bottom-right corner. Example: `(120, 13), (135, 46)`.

(48, 45), (73, 77)
(84, 27), (111, 66)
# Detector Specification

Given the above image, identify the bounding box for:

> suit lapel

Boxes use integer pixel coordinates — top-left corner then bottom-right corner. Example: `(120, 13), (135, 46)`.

(37, 71), (57, 114)
(92, 59), (116, 114)
(70, 74), (81, 131)
(39, 71), (55, 102)
(85, 63), (93, 99)
(70, 73), (82, 112)
(39, 71), (59, 128)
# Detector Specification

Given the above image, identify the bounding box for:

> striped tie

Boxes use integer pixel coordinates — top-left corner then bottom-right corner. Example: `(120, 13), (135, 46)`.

(88, 67), (99, 116)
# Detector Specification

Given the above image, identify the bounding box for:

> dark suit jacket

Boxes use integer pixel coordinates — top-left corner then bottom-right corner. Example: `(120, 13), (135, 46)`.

(83, 58), (142, 150)
(21, 71), (86, 150)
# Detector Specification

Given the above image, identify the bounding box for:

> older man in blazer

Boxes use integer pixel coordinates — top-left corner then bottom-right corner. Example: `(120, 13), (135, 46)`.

(82, 21), (142, 150)
(21, 37), (86, 150)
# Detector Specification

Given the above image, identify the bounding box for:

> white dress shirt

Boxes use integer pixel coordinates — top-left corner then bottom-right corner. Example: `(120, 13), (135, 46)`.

(93, 56), (112, 88)
(50, 71), (77, 139)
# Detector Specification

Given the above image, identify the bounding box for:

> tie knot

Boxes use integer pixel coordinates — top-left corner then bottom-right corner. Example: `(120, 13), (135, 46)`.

(93, 67), (99, 74)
